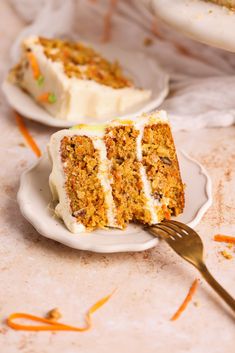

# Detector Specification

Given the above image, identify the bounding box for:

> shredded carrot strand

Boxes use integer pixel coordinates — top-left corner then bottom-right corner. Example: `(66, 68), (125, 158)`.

(37, 92), (57, 104)
(214, 234), (235, 244)
(151, 17), (164, 39)
(162, 205), (171, 220)
(7, 291), (114, 332)
(171, 279), (199, 321)
(15, 113), (41, 158)
(102, 0), (118, 43)
(27, 52), (41, 79)
(37, 92), (50, 103)
(165, 212), (171, 220)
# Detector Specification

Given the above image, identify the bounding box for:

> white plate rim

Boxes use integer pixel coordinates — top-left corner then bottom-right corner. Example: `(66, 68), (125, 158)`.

(179, 150), (212, 228)
(17, 150), (212, 253)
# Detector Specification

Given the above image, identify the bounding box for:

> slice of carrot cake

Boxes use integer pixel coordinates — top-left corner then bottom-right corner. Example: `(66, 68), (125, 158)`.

(9, 36), (151, 121)
(48, 110), (184, 233)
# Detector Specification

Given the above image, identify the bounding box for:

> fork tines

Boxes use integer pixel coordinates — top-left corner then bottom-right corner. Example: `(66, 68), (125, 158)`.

(151, 220), (198, 242)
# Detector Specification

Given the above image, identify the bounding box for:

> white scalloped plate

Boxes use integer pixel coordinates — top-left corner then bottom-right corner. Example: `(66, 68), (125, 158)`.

(17, 150), (212, 253)
(150, 0), (235, 53)
(2, 43), (169, 127)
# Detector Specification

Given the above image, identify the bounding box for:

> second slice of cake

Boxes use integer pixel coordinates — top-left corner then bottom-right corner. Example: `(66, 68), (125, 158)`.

(48, 110), (185, 233)
(9, 36), (151, 121)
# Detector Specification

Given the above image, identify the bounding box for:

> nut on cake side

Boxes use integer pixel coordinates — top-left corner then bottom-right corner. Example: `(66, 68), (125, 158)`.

(48, 110), (185, 233)
(9, 36), (151, 121)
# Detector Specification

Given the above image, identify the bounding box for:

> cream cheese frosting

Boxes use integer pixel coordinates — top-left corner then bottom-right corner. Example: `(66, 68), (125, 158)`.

(10, 36), (152, 121)
(48, 110), (170, 233)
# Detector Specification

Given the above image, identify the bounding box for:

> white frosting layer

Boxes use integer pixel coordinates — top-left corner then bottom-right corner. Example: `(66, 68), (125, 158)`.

(92, 138), (117, 228)
(48, 111), (170, 233)
(16, 36), (152, 121)
(135, 120), (159, 224)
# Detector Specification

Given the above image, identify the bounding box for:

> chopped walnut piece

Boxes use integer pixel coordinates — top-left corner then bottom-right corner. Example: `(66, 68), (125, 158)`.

(46, 308), (62, 321)
(143, 37), (153, 47)
(220, 250), (233, 260)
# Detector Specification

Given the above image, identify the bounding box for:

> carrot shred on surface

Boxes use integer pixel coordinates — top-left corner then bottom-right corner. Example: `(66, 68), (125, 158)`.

(15, 113), (41, 158)
(7, 291), (114, 332)
(214, 234), (235, 244)
(102, 0), (118, 43)
(27, 52), (41, 79)
(171, 279), (199, 321)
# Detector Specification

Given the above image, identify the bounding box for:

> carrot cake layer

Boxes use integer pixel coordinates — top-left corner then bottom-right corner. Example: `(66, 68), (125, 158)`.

(48, 110), (185, 233)
(9, 36), (151, 121)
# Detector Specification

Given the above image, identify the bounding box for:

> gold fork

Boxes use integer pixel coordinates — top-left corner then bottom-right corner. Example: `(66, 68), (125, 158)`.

(147, 220), (235, 313)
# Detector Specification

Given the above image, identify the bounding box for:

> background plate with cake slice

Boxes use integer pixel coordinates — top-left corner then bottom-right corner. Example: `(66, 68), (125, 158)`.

(150, 0), (235, 53)
(2, 36), (169, 127)
(17, 111), (212, 253)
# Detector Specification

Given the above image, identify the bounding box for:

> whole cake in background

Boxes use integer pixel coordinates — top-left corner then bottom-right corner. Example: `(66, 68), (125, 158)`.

(207, 0), (235, 9)
(48, 110), (185, 233)
(9, 36), (151, 121)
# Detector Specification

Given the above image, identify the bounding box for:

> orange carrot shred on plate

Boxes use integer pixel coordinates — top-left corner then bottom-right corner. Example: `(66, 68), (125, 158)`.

(214, 234), (235, 244)
(102, 0), (118, 43)
(171, 279), (199, 321)
(15, 113), (41, 158)
(37, 92), (57, 104)
(27, 52), (41, 80)
(7, 290), (115, 332)
(37, 92), (50, 103)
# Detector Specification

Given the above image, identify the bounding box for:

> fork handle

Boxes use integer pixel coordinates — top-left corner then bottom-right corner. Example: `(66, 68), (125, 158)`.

(199, 264), (235, 312)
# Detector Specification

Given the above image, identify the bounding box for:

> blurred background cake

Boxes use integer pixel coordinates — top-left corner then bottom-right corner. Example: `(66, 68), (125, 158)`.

(9, 36), (152, 121)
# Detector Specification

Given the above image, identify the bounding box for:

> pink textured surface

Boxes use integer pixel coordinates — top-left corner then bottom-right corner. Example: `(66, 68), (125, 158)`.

(0, 2), (234, 352)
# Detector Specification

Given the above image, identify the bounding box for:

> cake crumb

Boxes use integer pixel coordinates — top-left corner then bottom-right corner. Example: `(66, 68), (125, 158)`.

(226, 243), (233, 249)
(18, 142), (26, 147)
(143, 37), (153, 47)
(46, 308), (62, 321)
(193, 301), (200, 307)
(0, 327), (8, 334)
(220, 250), (233, 260)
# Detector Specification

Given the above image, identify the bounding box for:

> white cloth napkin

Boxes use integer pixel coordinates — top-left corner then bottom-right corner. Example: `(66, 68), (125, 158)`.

(9, 0), (235, 131)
